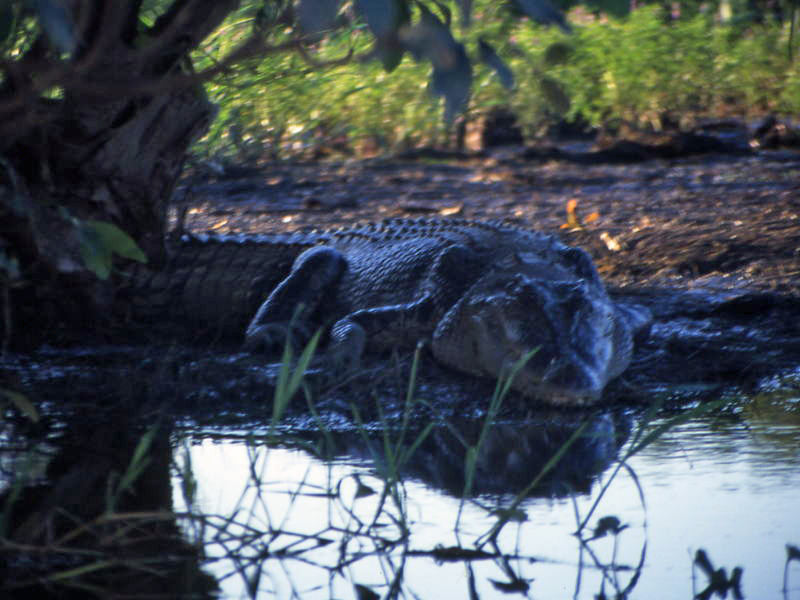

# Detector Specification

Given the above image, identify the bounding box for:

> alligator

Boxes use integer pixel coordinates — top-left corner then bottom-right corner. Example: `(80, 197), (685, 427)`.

(123, 218), (651, 406)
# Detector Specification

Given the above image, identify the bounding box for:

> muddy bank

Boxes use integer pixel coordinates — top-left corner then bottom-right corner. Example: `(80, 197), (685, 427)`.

(4, 150), (799, 412)
(179, 150), (800, 294)
(167, 149), (800, 404)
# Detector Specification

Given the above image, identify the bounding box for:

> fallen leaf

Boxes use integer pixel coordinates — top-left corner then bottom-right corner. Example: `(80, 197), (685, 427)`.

(439, 204), (463, 216)
(562, 197), (584, 230)
(600, 231), (623, 251)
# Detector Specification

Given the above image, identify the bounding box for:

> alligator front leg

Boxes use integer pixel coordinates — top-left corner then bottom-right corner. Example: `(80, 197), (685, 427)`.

(327, 295), (437, 372)
(325, 243), (482, 372)
(244, 246), (347, 352)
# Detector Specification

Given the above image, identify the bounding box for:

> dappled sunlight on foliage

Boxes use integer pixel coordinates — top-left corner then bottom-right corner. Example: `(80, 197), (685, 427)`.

(193, 3), (799, 161)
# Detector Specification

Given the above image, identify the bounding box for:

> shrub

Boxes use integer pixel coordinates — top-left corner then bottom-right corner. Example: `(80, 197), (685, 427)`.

(192, 4), (799, 159)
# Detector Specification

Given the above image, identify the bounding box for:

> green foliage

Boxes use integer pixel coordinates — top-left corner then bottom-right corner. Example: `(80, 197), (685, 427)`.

(106, 426), (158, 513)
(272, 323), (321, 430)
(549, 9), (798, 128)
(194, 5), (799, 159)
(76, 220), (148, 280)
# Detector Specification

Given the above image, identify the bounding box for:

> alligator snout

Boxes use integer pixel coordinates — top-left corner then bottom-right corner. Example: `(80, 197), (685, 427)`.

(539, 359), (605, 405)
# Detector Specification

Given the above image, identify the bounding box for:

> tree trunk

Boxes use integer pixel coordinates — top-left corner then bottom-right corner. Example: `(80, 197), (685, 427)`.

(0, 1), (238, 348)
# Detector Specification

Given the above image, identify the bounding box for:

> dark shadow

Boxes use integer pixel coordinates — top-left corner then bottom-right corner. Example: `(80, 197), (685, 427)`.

(0, 411), (218, 599)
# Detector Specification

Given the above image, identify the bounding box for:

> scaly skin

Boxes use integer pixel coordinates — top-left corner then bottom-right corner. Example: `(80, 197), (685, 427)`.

(125, 218), (650, 405)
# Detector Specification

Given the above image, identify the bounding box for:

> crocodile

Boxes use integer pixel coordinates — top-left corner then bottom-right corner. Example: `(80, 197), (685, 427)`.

(124, 218), (651, 406)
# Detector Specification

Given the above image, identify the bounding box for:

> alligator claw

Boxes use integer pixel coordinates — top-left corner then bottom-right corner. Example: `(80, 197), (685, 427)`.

(244, 321), (311, 355)
(327, 319), (366, 375)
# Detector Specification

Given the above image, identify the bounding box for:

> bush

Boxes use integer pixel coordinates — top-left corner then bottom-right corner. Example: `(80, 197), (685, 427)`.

(192, 4), (799, 159)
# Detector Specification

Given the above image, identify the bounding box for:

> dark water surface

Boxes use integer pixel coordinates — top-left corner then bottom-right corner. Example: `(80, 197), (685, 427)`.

(172, 382), (800, 599)
(2, 347), (799, 599)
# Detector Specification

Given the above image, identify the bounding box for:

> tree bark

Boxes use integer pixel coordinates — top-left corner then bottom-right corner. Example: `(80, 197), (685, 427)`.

(0, 1), (239, 347)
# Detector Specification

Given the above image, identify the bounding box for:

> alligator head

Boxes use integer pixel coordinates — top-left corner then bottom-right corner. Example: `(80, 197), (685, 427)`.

(431, 269), (650, 406)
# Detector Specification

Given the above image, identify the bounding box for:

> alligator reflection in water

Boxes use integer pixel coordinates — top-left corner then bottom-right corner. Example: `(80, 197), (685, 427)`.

(172, 396), (800, 600)
(308, 412), (629, 498)
(173, 412), (646, 600)
(0, 384), (634, 599)
(2, 379), (799, 598)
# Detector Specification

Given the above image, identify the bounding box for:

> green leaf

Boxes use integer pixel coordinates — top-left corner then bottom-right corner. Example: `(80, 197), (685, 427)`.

(86, 221), (147, 262)
(116, 427), (156, 497)
(272, 324), (320, 429)
(286, 329), (321, 401)
(78, 220), (147, 280)
(2, 388), (39, 423)
(400, 421), (434, 471)
(79, 229), (111, 279)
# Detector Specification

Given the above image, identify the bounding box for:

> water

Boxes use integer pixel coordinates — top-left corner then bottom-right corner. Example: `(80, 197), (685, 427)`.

(2, 347), (799, 599)
(171, 392), (800, 600)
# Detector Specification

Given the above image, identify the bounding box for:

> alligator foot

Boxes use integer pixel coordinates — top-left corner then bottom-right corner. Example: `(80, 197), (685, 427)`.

(245, 245), (346, 353)
(243, 320), (313, 355)
(325, 318), (367, 375)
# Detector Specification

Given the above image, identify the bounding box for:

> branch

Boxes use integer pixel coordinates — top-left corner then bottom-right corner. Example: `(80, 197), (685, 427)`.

(0, 33), (300, 122)
(0, 0), (366, 146)
(296, 44), (356, 69)
(143, 0), (242, 73)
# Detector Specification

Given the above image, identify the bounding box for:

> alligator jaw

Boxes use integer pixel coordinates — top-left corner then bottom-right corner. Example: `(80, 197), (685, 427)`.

(430, 271), (631, 407)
